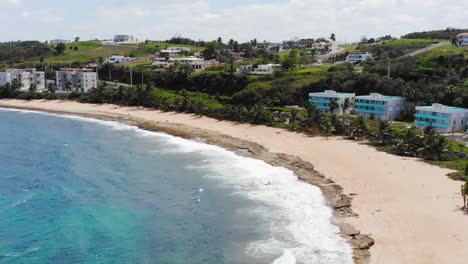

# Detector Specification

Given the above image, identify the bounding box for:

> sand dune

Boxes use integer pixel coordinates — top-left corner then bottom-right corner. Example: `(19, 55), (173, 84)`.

(1, 99), (467, 264)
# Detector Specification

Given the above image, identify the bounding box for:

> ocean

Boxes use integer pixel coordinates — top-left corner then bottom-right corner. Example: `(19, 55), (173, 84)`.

(0, 108), (352, 264)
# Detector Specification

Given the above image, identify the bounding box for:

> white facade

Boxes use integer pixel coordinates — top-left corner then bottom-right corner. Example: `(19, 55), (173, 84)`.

(106, 55), (135, 64)
(346, 53), (372, 63)
(160, 47), (191, 57)
(56, 68), (97, 93)
(256, 42), (284, 53)
(151, 57), (175, 68)
(457, 33), (468, 46)
(0, 68), (45, 91)
(355, 93), (406, 121)
(113, 35), (135, 43)
(308, 90), (356, 115)
(415, 104), (468, 133)
(50, 39), (69, 45)
(175, 57), (216, 71)
(237, 64), (282, 75)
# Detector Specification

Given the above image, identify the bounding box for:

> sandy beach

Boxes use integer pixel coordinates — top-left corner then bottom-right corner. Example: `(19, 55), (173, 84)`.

(1, 99), (467, 264)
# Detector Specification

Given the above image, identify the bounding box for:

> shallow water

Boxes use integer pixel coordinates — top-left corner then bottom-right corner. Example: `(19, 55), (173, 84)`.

(0, 108), (352, 264)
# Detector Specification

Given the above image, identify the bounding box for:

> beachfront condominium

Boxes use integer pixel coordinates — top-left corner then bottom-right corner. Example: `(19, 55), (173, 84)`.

(415, 103), (468, 133)
(457, 33), (468, 46)
(308, 90), (355, 115)
(0, 68), (45, 91)
(355, 93), (406, 121)
(56, 68), (97, 93)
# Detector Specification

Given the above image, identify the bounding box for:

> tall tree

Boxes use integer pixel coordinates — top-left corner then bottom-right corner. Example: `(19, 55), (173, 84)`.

(330, 33), (336, 41)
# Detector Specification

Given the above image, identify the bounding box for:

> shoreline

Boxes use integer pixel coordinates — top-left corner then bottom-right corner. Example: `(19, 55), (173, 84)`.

(0, 100), (372, 263)
(1, 99), (467, 264)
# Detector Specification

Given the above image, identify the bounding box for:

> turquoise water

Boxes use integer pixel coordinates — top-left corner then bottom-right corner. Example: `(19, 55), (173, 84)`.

(0, 109), (352, 264)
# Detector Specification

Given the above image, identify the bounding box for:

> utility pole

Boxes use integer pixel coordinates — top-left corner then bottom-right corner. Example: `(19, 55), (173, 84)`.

(108, 68), (111, 81)
(141, 72), (144, 86)
(130, 69), (133, 86)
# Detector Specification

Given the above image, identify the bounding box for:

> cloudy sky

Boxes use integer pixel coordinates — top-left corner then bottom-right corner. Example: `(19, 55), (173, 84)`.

(0, 0), (466, 43)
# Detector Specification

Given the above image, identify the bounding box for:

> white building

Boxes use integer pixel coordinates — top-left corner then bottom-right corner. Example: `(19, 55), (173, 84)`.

(174, 57), (216, 71)
(151, 57), (175, 68)
(56, 68), (97, 93)
(237, 64), (282, 75)
(415, 104), (468, 133)
(308, 90), (356, 115)
(159, 47), (191, 57)
(106, 55), (135, 64)
(346, 53), (372, 63)
(256, 42), (284, 53)
(50, 39), (69, 45)
(457, 33), (468, 46)
(355, 93), (406, 121)
(0, 68), (45, 91)
(114, 35), (135, 43)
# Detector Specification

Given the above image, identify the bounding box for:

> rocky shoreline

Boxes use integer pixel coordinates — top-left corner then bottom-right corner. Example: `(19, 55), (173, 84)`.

(0, 104), (374, 263)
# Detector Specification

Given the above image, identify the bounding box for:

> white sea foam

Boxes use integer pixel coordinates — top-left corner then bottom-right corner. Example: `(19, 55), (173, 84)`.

(0, 107), (353, 263)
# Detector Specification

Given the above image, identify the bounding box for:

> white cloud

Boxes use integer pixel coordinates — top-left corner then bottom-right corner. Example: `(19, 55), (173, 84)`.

(0, 0), (467, 42)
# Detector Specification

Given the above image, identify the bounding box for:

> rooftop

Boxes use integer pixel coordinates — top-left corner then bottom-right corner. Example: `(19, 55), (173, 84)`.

(309, 90), (355, 97)
(356, 93), (404, 100)
(416, 104), (468, 112)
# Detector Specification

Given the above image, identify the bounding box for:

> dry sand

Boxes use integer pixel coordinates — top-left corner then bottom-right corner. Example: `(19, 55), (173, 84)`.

(1, 99), (467, 264)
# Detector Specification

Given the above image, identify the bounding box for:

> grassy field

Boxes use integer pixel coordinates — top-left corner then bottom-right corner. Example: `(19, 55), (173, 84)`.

(417, 44), (468, 63)
(383, 38), (444, 47)
(45, 40), (138, 64)
(133, 41), (205, 57)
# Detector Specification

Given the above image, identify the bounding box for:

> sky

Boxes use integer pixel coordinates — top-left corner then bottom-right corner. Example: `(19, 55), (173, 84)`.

(0, 0), (467, 43)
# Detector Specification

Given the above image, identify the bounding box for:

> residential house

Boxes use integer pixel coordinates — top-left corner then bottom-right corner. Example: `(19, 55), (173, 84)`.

(415, 104), (468, 133)
(237, 64), (282, 75)
(114, 35), (135, 43)
(160, 47), (191, 57)
(346, 53), (372, 63)
(457, 33), (468, 46)
(106, 55), (135, 64)
(151, 57), (175, 68)
(308, 90), (355, 115)
(0, 68), (45, 91)
(50, 39), (69, 45)
(355, 93), (406, 121)
(56, 68), (97, 93)
(256, 42), (284, 53)
(174, 57), (216, 71)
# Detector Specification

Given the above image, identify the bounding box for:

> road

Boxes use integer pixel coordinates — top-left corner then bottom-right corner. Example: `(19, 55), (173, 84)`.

(399, 41), (450, 58)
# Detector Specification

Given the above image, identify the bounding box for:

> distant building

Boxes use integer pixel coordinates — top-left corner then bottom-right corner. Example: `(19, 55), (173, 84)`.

(355, 93), (406, 121)
(56, 68), (97, 93)
(0, 68), (45, 91)
(415, 104), (468, 133)
(151, 57), (175, 68)
(256, 42), (284, 53)
(106, 55), (135, 64)
(237, 64), (282, 75)
(159, 47), (191, 57)
(457, 33), (468, 46)
(50, 39), (69, 45)
(346, 53), (372, 63)
(174, 57), (216, 71)
(113, 35), (135, 43)
(308, 90), (355, 115)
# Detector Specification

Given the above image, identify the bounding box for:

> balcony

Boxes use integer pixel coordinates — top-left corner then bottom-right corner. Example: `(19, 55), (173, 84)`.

(415, 113), (450, 121)
(355, 102), (387, 108)
(309, 99), (331, 104)
(415, 120), (450, 129)
(355, 108), (386, 114)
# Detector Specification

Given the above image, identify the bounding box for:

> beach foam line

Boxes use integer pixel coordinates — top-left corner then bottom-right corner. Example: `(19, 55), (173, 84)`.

(0, 107), (353, 263)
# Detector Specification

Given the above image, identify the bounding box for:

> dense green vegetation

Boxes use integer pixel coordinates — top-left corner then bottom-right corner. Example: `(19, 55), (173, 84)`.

(402, 28), (468, 40)
(0, 41), (56, 62)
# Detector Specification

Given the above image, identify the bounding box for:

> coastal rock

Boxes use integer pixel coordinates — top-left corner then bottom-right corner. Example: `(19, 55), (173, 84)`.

(353, 234), (375, 250)
(341, 224), (360, 237)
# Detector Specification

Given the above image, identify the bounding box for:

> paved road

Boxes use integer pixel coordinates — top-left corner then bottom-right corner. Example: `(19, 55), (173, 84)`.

(399, 41), (450, 58)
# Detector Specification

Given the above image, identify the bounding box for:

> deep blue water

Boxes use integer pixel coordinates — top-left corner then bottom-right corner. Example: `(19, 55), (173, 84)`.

(0, 109), (352, 264)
